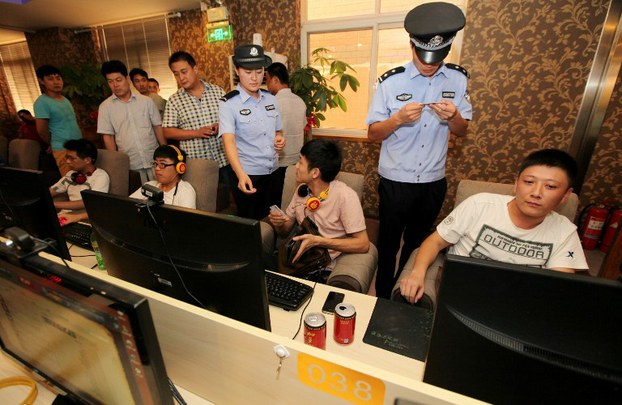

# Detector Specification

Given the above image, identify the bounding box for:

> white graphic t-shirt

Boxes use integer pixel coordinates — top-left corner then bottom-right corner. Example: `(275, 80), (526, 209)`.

(437, 193), (587, 270)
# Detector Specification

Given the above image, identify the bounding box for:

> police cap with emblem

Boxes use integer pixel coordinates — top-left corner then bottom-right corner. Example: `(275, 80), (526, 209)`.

(233, 44), (272, 69)
(405, 2), (466, 65)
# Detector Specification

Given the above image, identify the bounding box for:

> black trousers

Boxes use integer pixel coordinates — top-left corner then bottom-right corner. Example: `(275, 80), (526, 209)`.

(375, 177), (447, 298)
(272, 166), (288, 209)
(232, 170), (282, 220)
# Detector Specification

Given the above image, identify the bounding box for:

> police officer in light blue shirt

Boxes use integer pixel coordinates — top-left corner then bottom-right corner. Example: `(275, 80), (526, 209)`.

(366, 2), (472, 298)
(219, 44), (285, 220)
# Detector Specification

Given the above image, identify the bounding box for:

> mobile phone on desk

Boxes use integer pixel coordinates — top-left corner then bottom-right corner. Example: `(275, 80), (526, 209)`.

(322, 291), (345, 314)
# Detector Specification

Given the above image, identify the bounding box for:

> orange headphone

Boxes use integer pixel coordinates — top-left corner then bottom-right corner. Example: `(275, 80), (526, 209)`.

(296, 184), (329, 212)
(168, 145), (186, 174)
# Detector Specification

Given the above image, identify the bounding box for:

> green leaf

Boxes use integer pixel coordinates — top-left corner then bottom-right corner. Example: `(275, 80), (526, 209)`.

(339, 75), (348, 92)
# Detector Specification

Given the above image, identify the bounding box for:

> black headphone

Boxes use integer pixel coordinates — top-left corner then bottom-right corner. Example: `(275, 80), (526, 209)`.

(71, 171), (88, 184)
(296, 184), (329, 212)
(168, 145), (186, 174)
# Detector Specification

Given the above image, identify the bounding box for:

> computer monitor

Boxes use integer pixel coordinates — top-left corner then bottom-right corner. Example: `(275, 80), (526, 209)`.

(0, 166), (71, 260)
(423, 254), (622, 404)
(81, 190), (271, 331)
(0, 237), (173, 404)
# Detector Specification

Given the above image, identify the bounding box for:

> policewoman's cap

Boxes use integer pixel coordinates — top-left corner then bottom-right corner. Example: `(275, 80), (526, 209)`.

(233, 44), (272, 69)
(404, 2), (466, 65)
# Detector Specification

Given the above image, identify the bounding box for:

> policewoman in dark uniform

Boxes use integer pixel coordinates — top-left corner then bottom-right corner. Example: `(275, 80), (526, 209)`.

(219, 44), (286, 220)
(366, 2), (472, 298)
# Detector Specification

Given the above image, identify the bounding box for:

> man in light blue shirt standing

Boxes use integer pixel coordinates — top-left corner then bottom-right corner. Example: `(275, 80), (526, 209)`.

(219, 44), (285, 220)
(366, 2), (472, 298)
(34, 65), (82, 176)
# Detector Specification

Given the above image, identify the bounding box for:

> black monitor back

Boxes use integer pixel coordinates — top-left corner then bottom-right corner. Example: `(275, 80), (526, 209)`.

(0, 166), (70, 259)
(0, 243), (172, 404)
(424, 254), (622, 404)
(82, 190), (271, 331)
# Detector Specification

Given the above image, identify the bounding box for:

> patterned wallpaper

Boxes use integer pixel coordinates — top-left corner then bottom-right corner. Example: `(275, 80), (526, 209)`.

(26, 28), (98, 69)
(168, 9), (234, 91)
(1, 0), (619, 220)
(581, 69), (622, 207)
(441, 0), (612, 221)
(168, 1), (301, 93)
(321, 0), (617, 220)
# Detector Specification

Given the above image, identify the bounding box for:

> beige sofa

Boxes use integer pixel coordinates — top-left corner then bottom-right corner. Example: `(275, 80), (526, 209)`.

(262, 165), (378, 293)
(391, 179), (580, 308)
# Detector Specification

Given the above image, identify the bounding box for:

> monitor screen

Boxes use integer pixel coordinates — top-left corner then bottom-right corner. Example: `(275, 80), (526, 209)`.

(0, 167), (71, 260)
(0, 240), (173, 404)
(81, 190), (271, 331)
(423, 254), (622, 404)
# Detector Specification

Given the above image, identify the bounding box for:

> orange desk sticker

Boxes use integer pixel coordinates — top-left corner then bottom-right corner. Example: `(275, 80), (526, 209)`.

(298, 353), (386, 404)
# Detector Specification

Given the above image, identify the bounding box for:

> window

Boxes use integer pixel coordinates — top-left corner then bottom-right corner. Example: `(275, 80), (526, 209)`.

(98, 16), (176, 98)
(0, 40), (40, 113)
(302, 0), (467, 136)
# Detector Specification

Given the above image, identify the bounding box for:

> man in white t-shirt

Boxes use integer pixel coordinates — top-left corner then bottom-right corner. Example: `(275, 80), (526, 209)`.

(397, 148), (588, 305)
(50, 139), (110, 225)
(129, 145), (196, 209)
(268, 140), (374, 279)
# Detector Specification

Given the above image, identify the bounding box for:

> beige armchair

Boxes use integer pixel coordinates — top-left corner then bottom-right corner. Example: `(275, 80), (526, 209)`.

(262, 165), (377, 293)
(391, 179), (580, 308)
(184, 158), (219, 212)
(96, 149), (130, 196)
(8, 139), (40, 170)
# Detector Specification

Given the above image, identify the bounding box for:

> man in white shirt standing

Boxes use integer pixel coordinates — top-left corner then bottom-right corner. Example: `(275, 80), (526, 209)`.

(266, 62), (307, 206)
(98, 60), (165, 184)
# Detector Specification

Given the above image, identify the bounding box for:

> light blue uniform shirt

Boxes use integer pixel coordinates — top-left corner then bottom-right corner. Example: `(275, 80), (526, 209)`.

(218, 85), (282, 175)
(366, 62), (472, 183)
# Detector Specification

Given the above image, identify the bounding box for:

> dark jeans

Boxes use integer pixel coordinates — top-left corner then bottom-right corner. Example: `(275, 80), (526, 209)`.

(232, 170), (282, 220)
(375, 177), (447, 299)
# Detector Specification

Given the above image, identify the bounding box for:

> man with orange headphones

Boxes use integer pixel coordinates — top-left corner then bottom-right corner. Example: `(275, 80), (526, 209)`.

(268, 140), (375, 282)
(50, 139), (110, 225)
(129, 145), (196, 209)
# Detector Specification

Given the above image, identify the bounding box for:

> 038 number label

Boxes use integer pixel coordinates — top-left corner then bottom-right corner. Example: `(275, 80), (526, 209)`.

(298, 353), (385, 404)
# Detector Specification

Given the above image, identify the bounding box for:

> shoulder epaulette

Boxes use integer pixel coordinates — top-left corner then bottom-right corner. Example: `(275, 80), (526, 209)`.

(445, 63), (469, 78)
(220, 90), (239, 102)
(378, 66), (405, 83)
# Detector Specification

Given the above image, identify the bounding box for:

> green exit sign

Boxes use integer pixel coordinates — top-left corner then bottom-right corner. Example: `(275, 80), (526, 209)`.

(207, 25), (232, 42)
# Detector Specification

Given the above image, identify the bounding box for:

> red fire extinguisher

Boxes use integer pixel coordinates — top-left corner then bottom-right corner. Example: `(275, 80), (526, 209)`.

(579, 204), (609, 250)
(600, 207), (622, 253)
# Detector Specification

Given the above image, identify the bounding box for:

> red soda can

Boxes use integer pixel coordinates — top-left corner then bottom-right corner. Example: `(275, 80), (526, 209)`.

(334, 303), (356, 344)
(304, 312), (327, 349)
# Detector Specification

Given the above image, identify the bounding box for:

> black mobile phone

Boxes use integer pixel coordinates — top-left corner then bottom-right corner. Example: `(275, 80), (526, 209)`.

(322, 291), (345, 314)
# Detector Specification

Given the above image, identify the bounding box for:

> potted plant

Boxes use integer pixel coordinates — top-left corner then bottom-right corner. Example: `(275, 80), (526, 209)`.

(60, 63), (111, 147)
(289, 48), (360, 129)
(60, 63), (110, 117)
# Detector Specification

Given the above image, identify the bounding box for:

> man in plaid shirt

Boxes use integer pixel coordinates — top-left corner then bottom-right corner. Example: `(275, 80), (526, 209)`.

(163, 51), (232, 200)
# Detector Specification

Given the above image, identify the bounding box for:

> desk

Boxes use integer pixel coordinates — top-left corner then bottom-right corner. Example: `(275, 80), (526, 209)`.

(67, 245), (426, 380)
(3, 247), (478, 404)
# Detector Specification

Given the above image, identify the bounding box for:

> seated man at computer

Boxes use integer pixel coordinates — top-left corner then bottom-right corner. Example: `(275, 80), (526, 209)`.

(398, 148), (589, 305)
(129, 145), (196, 209)
(268, 139), (373, 280)
(50, 139), (110, 225)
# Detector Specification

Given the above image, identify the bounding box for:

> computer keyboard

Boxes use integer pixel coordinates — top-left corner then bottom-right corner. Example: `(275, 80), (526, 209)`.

(61, 222), (93, 251)
(265, 271), (313, 311)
